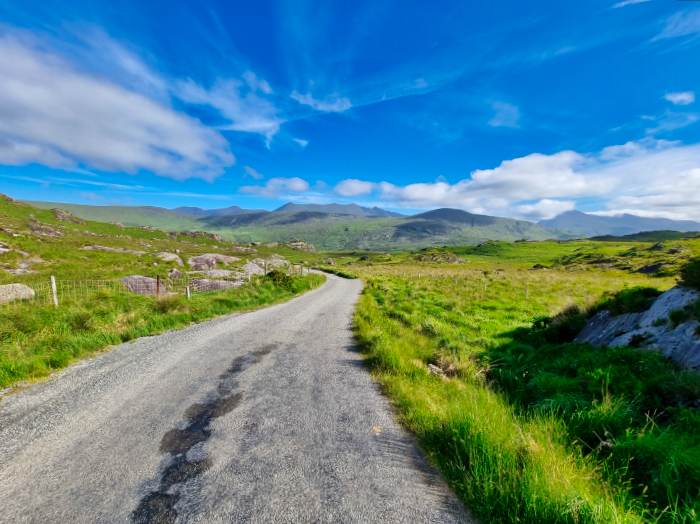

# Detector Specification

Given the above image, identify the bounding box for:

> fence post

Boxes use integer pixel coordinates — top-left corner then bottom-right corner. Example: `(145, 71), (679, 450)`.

(186, 286), (191, 300)
(156, 275), (161, 297)
(50, 275), (59, 307)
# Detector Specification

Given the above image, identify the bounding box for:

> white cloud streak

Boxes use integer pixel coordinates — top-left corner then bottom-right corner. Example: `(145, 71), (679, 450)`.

(334, 179), (376, 197)
(290, 91), (352, 113)
(0, 35), (234, 180)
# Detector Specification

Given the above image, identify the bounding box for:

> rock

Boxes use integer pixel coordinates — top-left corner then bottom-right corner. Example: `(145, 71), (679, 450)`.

(636, 263), (666, 275)
(121, 275), (159, 295)
(240, 261), (265, 278)
(190, 279), (242, 292)
(575, 310), (643, 347)
(639, 287), (699, 328)
(156, 252), (183, 266)
(575, 286), (700, 371)
(200, 269), (237, 278)
(168, 268), (182, 279)
(188, 253), (239, 271)
(231, 246), (257, 254)
(28, 220), (62, 237)
(0, 283), (35, 304)
(52, 208), (83, 223)
(428, 363), (445, 377)
(82, 245), (146, 255)
(0, 242), (11, 254)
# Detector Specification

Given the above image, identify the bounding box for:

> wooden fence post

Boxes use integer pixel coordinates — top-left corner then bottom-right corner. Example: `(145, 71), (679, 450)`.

(186, 286), (191, 299)
(50, 275), (58, 307)
(156, 275), (161, 297)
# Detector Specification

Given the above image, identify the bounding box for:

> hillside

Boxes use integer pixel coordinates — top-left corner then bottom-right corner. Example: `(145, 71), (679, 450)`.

(27, 200), (561, 250)
(541, 210), (700, 237)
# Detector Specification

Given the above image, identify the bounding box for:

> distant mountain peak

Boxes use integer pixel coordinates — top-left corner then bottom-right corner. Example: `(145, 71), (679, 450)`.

(273, 202), (401, 217)
(540, 210), (700, 237)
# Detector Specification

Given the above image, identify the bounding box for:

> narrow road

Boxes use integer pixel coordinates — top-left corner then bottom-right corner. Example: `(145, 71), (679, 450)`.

(0, 274), (470, 523)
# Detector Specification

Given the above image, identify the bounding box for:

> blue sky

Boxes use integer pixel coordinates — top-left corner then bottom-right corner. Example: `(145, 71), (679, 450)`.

(1, 0), (699, 220)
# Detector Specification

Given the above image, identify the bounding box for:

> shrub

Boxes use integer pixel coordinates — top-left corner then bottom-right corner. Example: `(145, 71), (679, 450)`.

(680, 257), (700, 290)
(265, 269), (294, 289)
(597, 286), (662, 315)
(152, 295), (185, 314)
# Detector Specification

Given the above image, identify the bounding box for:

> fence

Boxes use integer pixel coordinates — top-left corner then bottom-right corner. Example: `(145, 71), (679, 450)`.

(0, 263), (309, 309)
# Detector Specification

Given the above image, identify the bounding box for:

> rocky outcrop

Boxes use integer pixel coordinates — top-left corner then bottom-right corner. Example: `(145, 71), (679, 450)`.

(28, 220), (62, 238)
(576, 287), (700, 370)
(156, 252), (183, 266)
(190, 279), (242, 292)
(0, 283), (35, 304)
(287, 240), (315, 252)
(52, 208), (83, 223)
(188, 253), (239, 271)
(0, 242), (11, 254)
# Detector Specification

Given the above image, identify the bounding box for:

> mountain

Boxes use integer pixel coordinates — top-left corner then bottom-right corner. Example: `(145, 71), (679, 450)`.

(26, 199), (560, 250)
(540, 210), (700, 237)
(273, 203), (402, 217)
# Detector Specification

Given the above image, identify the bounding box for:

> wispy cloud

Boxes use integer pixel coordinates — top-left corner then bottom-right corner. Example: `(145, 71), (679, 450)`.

(488, 101), (521, 128)
(292, 137), (309, 148)
(0, 33), (234, 180)
(653, 9), (700, 41)
(290, 91), (352, 113)
(664, 91), (695, 105)
(612, 0), (651, 9)
(243, 165), (264, 180)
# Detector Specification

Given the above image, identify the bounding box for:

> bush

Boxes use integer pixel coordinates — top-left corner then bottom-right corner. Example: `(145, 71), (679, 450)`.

(265, 269), (294, 289)
(680, 258), (700, 290)
(596, 286), (662, 315)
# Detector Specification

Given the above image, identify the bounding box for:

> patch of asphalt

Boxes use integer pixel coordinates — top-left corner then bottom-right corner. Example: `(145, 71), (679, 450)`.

(0, 274), (473, 523)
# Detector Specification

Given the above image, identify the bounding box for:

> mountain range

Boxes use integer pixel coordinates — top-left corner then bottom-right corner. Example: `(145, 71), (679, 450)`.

(25, 200), (700, 250)
(539, 210), (700, 238)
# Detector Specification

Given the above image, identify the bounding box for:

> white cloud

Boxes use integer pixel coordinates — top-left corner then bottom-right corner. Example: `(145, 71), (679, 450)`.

(293, 137), (309, 148)
(612, 0), (651, 8)
(0, 35), (234, 180)
(344, 138), (700, 220)
(243, 165), (264, 180)
(516, 199), (576, 220)
(334, 179), (376, 197)
(240, 177), (310, 197)
(290, 91), (352, 113)
(654, 9), (700, 41)
(488, 101), (520, 128)
(664, 91), (695, 105)
(175, 78), (283, 145)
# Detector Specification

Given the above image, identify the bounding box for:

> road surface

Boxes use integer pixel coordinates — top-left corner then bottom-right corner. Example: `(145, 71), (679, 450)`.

(0, 274), (471, 523)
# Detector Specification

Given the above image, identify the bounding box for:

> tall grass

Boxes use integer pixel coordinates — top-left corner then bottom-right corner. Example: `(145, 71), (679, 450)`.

(0, 273), (324, 389)
(353, 264), (698, 523)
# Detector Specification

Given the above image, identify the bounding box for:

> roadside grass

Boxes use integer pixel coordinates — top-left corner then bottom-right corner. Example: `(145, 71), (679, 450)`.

(353, 262), (698, 523)
(0, 273), (324, 390)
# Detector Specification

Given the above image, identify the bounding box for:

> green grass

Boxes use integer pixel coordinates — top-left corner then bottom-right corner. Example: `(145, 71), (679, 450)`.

(0, 273), (324, 389)
(351, 259), (698, 523)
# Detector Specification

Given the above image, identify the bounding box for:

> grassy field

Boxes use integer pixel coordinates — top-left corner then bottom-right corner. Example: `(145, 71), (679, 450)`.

(0, 196), (326, 390)
(344, 243), (699, 523)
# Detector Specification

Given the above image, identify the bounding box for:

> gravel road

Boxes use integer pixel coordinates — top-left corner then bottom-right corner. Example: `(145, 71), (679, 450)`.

(0, 274), (471, 523)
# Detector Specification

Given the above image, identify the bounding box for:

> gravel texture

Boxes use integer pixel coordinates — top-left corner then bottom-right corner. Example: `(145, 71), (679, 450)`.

(0, 274), (471, 523)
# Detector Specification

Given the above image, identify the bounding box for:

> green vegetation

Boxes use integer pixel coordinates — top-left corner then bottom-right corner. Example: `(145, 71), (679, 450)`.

(0, 273), (323, 389)
(0, 196), (326, 389)
(349, 250), (698, 522)
(681, 258), (700, 290)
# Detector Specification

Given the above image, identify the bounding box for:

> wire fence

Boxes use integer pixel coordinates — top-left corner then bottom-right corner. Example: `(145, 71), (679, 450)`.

(0, 263), (309, 309)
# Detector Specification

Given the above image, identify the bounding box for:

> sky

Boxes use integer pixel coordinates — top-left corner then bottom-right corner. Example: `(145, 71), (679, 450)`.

(0, 0), (699, 221)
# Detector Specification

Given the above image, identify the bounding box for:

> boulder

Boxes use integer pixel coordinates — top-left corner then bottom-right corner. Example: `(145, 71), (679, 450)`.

(0, 242), (11, 254)
(168, 268), (183, 279)
(231, 246), (257, 254)
(156, 252), (184, 266)
(188, 253), (239, 271)
(0, 283), (35, 304)
(202, 269), (236, 278)
(28, 220), (62, 238)
(52, 208), (83, 223)
(121, 275), (159, 295)
(575, 286), (700, 371)
(190, 279), (242, 292)
(639, 287), (699, 328)
(240, 261), (265, 278)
